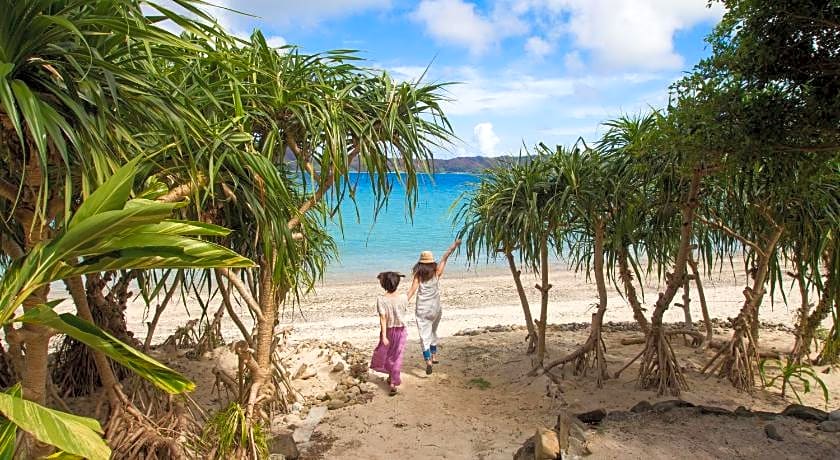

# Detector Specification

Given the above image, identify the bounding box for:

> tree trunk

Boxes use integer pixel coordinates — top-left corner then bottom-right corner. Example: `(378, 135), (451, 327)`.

(704, 225), (783, 391)
(617, 248), (648, 333)
(19, 222), (51, 405)
(246, 260), (277, 419)
(535, 232), (552, 368)
(679, 275), (693, 345)
(505, 250), (537, 353)
(544, 219), (609, 386)
(18, 219), (53, 458)
(637, 166), (702, 395)
(687, 252), (712, 347)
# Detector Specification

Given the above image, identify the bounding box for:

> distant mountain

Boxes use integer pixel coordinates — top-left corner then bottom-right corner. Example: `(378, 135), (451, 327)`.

(284, 152), (524, 174)
(428, 155), (520, 173)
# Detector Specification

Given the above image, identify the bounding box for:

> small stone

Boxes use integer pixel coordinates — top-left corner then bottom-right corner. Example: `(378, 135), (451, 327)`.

(332, 361), (346, 372)
(289, 402), (302, 414)
(349, 386), (362, 396)
(781, 404), (828, 422)
(267, 429), (299, 459)
(605, 411), (632, 422)
(631, 401), (653, 413)
(698, 405), (732, 416)
(828, 409), (840, 422)
(327, 400), (348, 410)
(326, 391), (347, 402)
(576, 409), (607, 425)
(360, 382), (377, 394)
(765, 423), (783, 441)
(817, 420), (840, 433)
(316, 393), (329, 402)
(534, 427), (560, 460)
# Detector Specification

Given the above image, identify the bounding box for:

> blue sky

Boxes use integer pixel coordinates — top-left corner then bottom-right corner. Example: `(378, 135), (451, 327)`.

(178, 0), (724, 158)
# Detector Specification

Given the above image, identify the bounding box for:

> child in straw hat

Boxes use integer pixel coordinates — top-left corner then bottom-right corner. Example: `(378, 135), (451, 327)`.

(408, 239), (461, 375)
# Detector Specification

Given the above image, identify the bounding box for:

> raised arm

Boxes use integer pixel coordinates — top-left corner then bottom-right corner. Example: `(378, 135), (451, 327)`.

(436, 239), (461, 278)
(407, 276), (420, 303)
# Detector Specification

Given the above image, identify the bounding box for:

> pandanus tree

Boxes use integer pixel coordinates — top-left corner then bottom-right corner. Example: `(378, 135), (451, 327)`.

(677, 0), (840, 390)
(0, 161), (253, 459)
(172, 35), (452, 429)
(632, 104), (712, 396)
(456, 155), (565, 365)
(704, 154), (840, 390)
(0, 0), (236, 435)
(2, 1), (455, 458)
(540, 144), (615, 386)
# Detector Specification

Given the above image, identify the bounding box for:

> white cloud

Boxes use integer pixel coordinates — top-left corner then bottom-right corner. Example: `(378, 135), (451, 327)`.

(412, 0), (527, 55)
(265, 35), (287, 48)
(389, 66), (431, 82)
(511, 0), (724, 70)
(474, 123), (501, 155)
(524, 36), (553, 57)
(438, 66), (661, 116)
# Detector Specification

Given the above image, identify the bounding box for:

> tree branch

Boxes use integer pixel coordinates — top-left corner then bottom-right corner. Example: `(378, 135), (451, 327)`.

(697, 215), (764, 256)
(215, 268), (264, 322)
(215, 269), (253, 348)
(286, 133), (317, 179)
(157, 180), (201, 203)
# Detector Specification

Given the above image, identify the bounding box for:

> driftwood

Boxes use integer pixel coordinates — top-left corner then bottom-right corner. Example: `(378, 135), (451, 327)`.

(621, 329), (704, 347)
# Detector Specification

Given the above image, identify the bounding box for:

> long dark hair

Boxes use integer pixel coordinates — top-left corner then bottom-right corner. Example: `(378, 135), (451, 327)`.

(413, 262), (437, 282)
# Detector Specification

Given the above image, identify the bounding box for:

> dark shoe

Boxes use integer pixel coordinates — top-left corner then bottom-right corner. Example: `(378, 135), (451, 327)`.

(389, 387), (398, 396)
(425, 364), (433, 375)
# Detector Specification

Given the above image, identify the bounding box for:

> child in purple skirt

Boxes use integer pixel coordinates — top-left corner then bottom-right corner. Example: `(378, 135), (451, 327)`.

(369, 271), (409, 396)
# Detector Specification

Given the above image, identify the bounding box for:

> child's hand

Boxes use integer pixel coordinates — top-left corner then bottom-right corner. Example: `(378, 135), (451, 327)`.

(381, 336), (390, 347)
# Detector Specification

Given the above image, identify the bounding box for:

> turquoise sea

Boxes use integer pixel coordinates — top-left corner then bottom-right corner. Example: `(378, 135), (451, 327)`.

(324, 173), (494, 280)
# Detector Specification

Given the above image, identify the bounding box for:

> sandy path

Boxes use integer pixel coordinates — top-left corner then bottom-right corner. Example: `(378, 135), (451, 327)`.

(98, 264), (836, 459)
(312, 328), (840, 459)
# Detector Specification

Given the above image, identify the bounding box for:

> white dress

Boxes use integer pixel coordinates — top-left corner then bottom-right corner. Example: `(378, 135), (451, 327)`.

(415, 276), (442, 352)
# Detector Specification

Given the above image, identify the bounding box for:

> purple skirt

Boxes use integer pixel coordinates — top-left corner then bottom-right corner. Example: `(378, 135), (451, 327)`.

(370, 326), (407, 386)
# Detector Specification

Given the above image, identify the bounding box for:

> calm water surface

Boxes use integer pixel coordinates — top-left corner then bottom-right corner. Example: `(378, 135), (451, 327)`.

(324, 173), (498, 280)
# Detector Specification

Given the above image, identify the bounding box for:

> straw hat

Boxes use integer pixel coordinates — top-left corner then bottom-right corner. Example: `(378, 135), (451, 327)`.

(418, 251), (435, 264)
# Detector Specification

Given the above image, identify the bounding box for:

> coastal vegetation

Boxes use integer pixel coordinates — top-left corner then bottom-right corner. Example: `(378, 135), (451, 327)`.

(0, 0), (451, 457)
(0, 0), (837, 458)
(457, 0), (839, 397)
